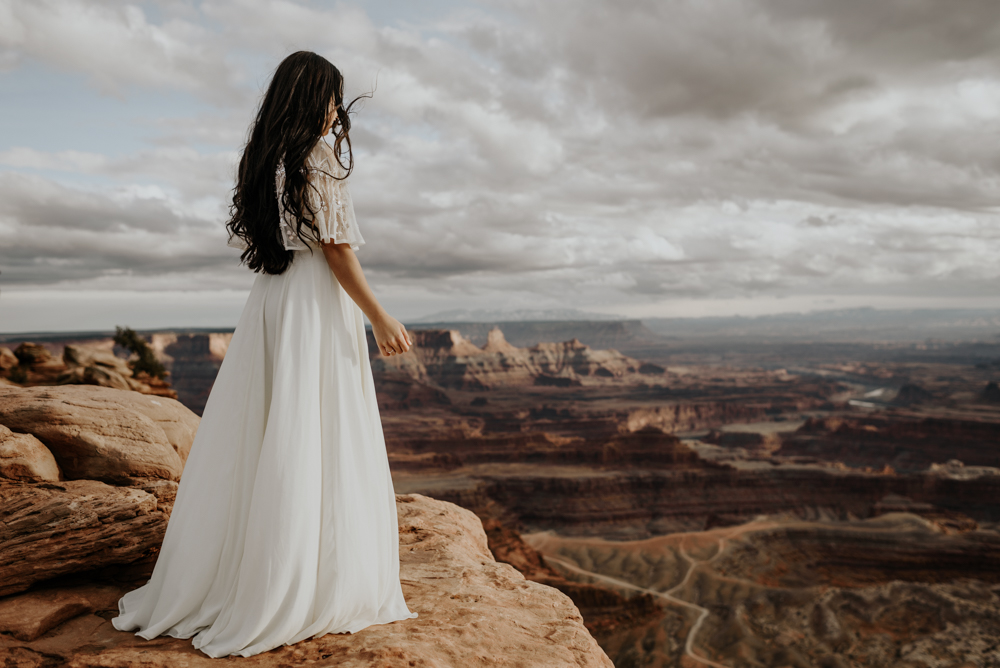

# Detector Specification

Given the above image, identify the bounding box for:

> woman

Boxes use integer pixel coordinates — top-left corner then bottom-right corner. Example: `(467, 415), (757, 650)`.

(112, 51), (419, 658)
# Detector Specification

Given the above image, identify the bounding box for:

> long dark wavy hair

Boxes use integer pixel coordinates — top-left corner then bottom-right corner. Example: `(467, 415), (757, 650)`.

(226, 51), (366, 275)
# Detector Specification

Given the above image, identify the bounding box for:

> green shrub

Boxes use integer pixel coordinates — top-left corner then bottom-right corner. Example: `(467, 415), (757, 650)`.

(113, 326), (167, 380)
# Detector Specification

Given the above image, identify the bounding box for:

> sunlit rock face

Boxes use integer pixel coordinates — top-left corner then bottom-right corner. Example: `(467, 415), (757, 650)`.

(0, 385), (198, 596)
(370, 327), (650, 392)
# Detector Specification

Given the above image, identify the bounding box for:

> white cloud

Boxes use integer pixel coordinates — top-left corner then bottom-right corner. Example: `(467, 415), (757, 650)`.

(0, 1), (241, 103)
(1, 0), (1000, 330)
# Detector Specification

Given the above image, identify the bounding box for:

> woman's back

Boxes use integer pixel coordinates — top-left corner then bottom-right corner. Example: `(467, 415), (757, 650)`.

(111, 51), (418, 658)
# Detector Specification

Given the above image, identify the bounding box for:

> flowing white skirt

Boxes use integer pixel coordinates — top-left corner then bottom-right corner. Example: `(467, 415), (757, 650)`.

(111, 248), (418, 658)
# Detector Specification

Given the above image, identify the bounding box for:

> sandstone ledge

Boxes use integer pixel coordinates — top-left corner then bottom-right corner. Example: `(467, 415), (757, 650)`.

(0, 493), (613, 667)
(0, 480), (167, 597)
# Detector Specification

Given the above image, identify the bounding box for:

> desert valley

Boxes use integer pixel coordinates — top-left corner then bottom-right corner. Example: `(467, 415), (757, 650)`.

(2, 310), (999, 667)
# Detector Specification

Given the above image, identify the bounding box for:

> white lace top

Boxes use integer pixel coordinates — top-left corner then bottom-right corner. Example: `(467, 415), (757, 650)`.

(227, 138), (365, 252)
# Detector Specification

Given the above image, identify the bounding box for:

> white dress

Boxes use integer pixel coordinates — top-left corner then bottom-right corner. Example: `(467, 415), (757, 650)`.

(111, 138), (418, 658)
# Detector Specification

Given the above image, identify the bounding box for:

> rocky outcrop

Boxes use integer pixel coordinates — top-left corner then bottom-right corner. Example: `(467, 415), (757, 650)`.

(0, 586), (121, 642)
(0, 426), (60, 482)
(0, 385), (198, 483)
(3, 343), (64, 385)
(0, 480), (167, 597)
(381, 401), (777, 470)
(372, 327), (649, 391)
(407, 318), (666, 354)
(0, 494), (612, 667)
(621, 402), (771, 433)
(0, 348), (17, 374)
(56, 345), (175, 398)
(13, 344), (51, 366)
(1, 341), (177, 399)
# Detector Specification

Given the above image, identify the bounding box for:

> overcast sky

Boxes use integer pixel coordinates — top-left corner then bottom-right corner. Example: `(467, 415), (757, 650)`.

(2, 0), (1000, 332)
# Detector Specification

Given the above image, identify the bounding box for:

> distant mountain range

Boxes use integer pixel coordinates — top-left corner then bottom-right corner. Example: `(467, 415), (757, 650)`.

(644, 307), (1000, 342)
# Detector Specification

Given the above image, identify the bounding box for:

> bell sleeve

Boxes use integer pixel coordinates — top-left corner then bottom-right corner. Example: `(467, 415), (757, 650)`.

(306, 169), (366, 251)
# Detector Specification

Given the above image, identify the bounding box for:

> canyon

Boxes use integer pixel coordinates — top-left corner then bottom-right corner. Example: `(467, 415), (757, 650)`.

(2, 319), (1000, 666)
(374, 323), (1000, 667)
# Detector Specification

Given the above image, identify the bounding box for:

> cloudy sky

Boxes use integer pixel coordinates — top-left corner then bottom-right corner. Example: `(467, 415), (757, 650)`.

(2, 0), (1000, 332)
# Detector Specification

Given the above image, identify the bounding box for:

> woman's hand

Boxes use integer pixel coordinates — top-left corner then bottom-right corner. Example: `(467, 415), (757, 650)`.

(320, 243), (411, 357)
(371, 313), (412, 357)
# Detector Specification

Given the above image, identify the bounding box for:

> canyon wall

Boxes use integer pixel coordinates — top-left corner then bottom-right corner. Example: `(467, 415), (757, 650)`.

(400, 464), (1000, 539)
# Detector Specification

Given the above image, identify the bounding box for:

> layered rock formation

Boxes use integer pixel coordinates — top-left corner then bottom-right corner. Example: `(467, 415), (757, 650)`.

(779, 414), (1000, 472)
(0, 385), (197, 596)
(0, 426), (60, 482)
(59, 345), (175, 398)
(0, 480), (168, 597)
(395, 460), (1000, 540)
(407, 318), (666, 354)
(0, 385), (198, 483)
(372, 327), (656, 393)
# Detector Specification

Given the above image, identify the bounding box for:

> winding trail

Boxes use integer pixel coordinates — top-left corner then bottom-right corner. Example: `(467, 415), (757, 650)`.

(538, 521), (778, 668)
(542, 553), (729, 668)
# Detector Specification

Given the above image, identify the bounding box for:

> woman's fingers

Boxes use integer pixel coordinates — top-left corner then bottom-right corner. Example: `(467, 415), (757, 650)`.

(378, 328), (412, 356)
(391, 328), (410, 353)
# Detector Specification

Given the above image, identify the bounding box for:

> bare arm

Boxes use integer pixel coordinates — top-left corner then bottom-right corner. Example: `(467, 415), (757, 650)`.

(321, 242), (411, 356)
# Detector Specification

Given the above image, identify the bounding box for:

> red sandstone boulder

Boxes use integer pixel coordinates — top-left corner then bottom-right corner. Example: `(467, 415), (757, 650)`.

(0, 347), (17, 373)
(0, 425), (61, 482)
(57, 365), (133, 391)
(0, 385), (199, 482)
(0, 589), (94, 641)
(0, 480), (167, 596)
(13, 343), (51, 366)
(56, 345), (179, 400)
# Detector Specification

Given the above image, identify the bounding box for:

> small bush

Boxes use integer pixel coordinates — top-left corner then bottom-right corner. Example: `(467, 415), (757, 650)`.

(113, 326), (167, 380)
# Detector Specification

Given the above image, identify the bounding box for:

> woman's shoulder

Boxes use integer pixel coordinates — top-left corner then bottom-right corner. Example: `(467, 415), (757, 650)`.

(306, 139), (347, 178)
